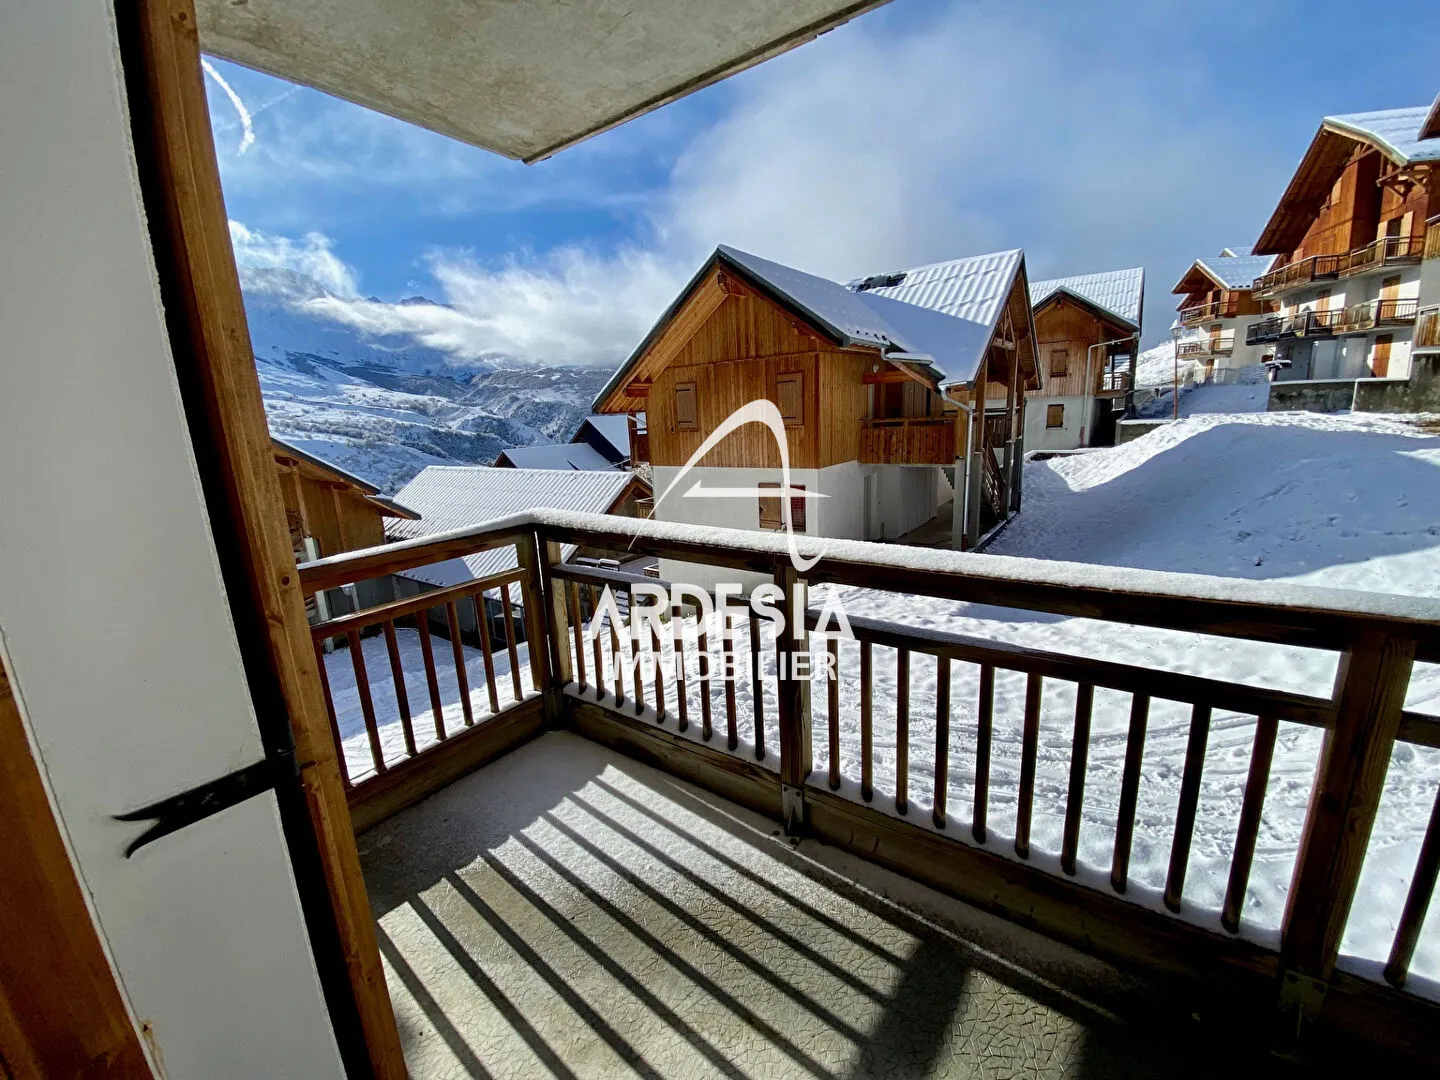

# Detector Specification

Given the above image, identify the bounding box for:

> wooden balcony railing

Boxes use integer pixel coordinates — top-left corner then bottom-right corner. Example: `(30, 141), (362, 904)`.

(1177, 335), (1235, 358)
(859, 415), (957, 465)
(299, 510), (1440, 1056)
(1098, 368), (1131, 393)
(1256, 233), (1426, 295)
(1416, 306), (1440, 349)
(1178, 298), (1241, 325)
(1426, 216), (1440, 262)
(1336, 297), (1420, 334)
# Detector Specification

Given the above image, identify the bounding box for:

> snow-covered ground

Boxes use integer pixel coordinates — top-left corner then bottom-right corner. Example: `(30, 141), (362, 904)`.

(326, 408), (1440, 995)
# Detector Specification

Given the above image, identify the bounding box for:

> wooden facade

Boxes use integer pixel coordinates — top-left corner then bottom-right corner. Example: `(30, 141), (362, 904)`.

(272, 439), (419, 563)
(990, 293), (1137, 403)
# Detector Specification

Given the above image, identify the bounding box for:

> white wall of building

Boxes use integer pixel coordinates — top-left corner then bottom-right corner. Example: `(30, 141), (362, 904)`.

(651, 461), (940, 590)
(1022, 395), (1089, 453)
(0, 5), (344, 1077)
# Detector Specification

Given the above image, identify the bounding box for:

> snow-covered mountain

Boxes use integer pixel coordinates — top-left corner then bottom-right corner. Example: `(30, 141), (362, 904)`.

(242, 266), (614, 492)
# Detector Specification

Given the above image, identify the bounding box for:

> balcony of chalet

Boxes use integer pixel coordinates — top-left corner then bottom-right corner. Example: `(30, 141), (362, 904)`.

(857, 415), (959, 466)
(1177, 336), (1235, 359)
(1178, 298), (1242, 326)
(298, 510), (1440, 1078)
(1254, 235), (1425, 297)
(1416, 306), (1440, 351)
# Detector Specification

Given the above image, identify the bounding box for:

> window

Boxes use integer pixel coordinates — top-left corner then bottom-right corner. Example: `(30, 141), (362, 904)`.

(758, 482), (806, 532)
(776, 372), (803, 427)
(1049, 348), (1068, 377)
(1046, 404), (1064, 429)
(674, 381), (698, 430)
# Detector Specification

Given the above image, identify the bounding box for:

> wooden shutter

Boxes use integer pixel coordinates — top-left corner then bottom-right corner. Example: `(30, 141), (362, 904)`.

(777, 372), (803, 427)
(674, 381), (698, 430)
(757, 482), (782, 530)
(1046, 403), (1064, 429)
(1372, 334), (1392, 377)
(1381, 275), (1401, 301)
(790, 484), (807, 533)
(1049, 348), (1068, 377)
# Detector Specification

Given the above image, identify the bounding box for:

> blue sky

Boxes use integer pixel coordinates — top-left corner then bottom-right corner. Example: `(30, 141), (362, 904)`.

(208, 0), (1439, 361)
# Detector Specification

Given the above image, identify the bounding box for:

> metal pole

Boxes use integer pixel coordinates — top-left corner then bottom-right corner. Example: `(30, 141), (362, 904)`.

(1172, 326), (1180, 421)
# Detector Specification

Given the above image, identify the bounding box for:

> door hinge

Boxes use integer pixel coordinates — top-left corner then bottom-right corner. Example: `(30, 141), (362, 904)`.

(115, 751), (295, 858)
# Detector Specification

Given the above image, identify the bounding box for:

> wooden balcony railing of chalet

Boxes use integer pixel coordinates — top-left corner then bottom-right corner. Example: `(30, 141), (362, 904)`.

(1416, 306), (1440, 350)
(1177, 337), (1234, 358)
(1255, 234), (1426, 296)
(1426, 215), (1440, 262)
(1334, 297), (1420, 335)
(1098, 368), (1131, 393)
(1178, 298), (1241, 325)
(859, 415), (957, 465)
(1246, 308), (1353, 345)
(298, 510), (1440, 1059)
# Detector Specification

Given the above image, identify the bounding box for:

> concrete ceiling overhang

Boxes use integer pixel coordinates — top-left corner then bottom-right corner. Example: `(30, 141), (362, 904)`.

(195, 0), (890, 163)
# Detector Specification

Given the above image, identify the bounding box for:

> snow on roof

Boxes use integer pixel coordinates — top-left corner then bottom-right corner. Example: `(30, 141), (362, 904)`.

(1194, 254), (1276, 290)
(575, 413), (633, 459)
(848, 249), (1024, 387)
(1325, 105), (1440, 164)
(387, 466), (637, 585)
(717, 245), (904, 350)
(1219, 245), (1254, 257)
(496, 441), (618, 470)
(272, 434), (382, 495)
(1029, 267), (1143, 329)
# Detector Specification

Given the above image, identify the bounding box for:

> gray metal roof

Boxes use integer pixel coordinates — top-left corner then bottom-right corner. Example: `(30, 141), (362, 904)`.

(574, 414), (633, 460)
(1194, 254), (1276, 290)
(1325, 105), (1440, 164)
(1029, 267), (1144, 330)
(387, 466), (638, 586)
(496, 442), (618, 471)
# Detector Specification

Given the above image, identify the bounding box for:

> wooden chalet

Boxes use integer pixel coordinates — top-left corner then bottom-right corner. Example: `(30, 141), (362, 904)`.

(1170, 250), (1277, 375)
(271, 436), (420, 564)
(1000, 268), (1144, 451)
(1250, 106), (1439, 382)
(592, 245), (1038, 556)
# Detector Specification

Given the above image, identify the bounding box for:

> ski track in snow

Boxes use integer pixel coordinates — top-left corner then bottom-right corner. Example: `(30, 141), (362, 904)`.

(326, 408), (1440, 999)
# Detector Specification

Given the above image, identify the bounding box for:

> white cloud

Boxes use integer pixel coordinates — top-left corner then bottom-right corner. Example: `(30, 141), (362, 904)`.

(227, 1), (1299, 361)
(229, 221), (360, 298)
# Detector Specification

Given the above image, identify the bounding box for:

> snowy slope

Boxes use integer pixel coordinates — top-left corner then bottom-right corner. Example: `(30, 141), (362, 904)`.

(243, 267), (611, 491)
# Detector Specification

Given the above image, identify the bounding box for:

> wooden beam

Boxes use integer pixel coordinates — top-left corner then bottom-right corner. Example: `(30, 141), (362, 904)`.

(125, 2), (406, 1074)
(0, 655), (152, 1078)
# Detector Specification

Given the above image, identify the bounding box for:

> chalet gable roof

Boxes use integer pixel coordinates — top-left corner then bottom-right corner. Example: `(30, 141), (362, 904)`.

(495, 442), (619, 470)
(1171, 253), (1276, 296)
(593, 245), (1034, 413)
(1029, 267), (1144, 332)
(271, 435), (421, 519)
(1256, 105), (1439, 255)
(573, 414), (633, 461)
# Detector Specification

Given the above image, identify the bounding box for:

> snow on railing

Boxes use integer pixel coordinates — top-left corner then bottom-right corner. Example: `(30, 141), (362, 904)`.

(299, 510), (1440, 1024)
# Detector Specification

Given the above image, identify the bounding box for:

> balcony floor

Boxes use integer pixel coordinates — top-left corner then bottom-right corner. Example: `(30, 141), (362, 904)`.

(359, 731), (1293, 1079)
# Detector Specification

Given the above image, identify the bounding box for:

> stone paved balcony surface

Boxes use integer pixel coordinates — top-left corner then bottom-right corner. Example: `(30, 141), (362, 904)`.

(359, 731), (1298, 1079)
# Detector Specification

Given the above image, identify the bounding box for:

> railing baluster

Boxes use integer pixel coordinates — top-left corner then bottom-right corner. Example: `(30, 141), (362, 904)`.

(588, 584), (604, 696)
(633, 599), (648, 716)
(1061, 683), (1094, 875)
(827, 637), (840, 790)
(750, 608), (765, 760)
(382, 619), (417, 758)
(1221, 714), (1279, 933)
(651, 618), (667, 722)
(1016, 673), (1043, 859)
(722, 618), (738, 751)
(445, 601), (474, 727)
(1111, 693), (1149, 893)
(346, 629), (387, 774)
(1385, 784), (1440, 988)
(415, 611), (446, 740)
(312, 636), (350, 789)
(473, 591), (500, 715)
(895, 648), (910, 815)
(674, 614), (689, 733)
(1165, 703), (1212, 912)
(860, 639), (873, 802)
(610, 594), (624, 706)
(698, 627), (713, 741)
(973, 663), (994, 844)
(501, 581), (523, 703)
(569, 581), (586, 692)
(934, 655), (950, 828)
